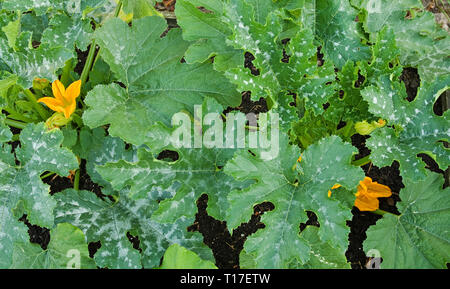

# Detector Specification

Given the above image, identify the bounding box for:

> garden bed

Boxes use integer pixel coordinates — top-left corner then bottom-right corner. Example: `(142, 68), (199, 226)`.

(0, 0), (449, 270)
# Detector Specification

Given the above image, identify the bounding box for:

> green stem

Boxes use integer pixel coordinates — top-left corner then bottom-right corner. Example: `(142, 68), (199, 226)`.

(74, 169), (81, 191)
(90, 1), (123, 71)
(80, 39), (97, 86)
(5, 118), (27, 129)
(60, 59), (73, 86)
(3, 108), (34, 123)
(352, 155), (371, 167)
(372, 209), (396, 216)
(11, 134), (20, 141)
(40, 172), (56, 180)
(23, 89), (49, 120)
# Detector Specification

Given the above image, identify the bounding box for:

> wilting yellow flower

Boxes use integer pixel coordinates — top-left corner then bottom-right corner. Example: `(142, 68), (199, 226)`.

(297, 153), (303, 163)
(33, 78), (50, 90)
(38, 79), (81, 119)
(354, 119), (386, 135)
(327, 184), (342, 198)
(354, 177), (392, 211)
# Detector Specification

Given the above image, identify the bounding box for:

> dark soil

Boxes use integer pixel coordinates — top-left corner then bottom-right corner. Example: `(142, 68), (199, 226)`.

(244, 52), (261, 76)
(42, 159), (105, 199)
(187, 194), (273, 269)
(19, 215), (51, 250)
(223, 91), (268, 116)
(400, 67), (420, 101)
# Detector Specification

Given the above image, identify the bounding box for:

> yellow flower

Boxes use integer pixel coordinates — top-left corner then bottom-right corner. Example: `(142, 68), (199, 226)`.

(354, 177), (392, 211)
(38, 79), (81, 119)
(354, 119), (386, 135)
(297, 153), (303, 163)
(327, 184), (342, 198)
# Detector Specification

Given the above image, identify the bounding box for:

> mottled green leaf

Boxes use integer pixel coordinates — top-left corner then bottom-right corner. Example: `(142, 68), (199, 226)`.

(315, 0), (370, 69)
(224, 135), (364, 268)
(41, 13), (93, 51)
(83, 16), (241, 146)
(364, 173), (449, 268)
(55, 189), (212, 269)
(0, 123), (78, 227)
(11, 223), (96, 269)
(365, 74), (449, 180)
(356, 0), (450, 82)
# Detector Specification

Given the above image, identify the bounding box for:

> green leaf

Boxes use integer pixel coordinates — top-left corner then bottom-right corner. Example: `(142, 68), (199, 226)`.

(1, 13), (21, 50)
(288, 226), (351, 269)
(1, 0), (107, 16)
(365, 74), (449, 180)
(315, 0), (370, 69)
(224, 135), (364, 268)
(41, 13), (93, 51)
(122, 0), (162, 19)
(364, 173), (450, 268)
(83, 16), (241, 146)
(10, 223), (96, 269)
(159, 244), (218, 269)
(0, 123), (78, 228)
(175, 0), (243, 71)
(55, 189), (212, 269)
(0, 36), (73, 88)
(0, 114), (13, 142)
(0, 206), (29, 269)
(79, 127), (137, 196)
(356, 0), (450, 82)
(97, 145), (250, 222)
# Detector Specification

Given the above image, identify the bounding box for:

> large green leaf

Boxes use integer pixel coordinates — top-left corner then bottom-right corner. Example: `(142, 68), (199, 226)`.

(356, 0), (450, 82)
(175, 0), (243, 71)
(222, 1), (335, 106)
(10, 223), (96, 269)
(82, 16), (241, 146)
(364, 74), (449, 180)
(96, 145), (250, 222)
(0, 123), (78, 227)
(315, 0), (370, 69)
(0, 35), (72, 88)
(0, 206), (29, 269)
(224, 135), (364, 268)
(0, 123), (78, 268)
(54, 189), (212, 269)
(364, 173), (450, 268)
(1, 0), (110, 16)
(41, 13), (93, 51)
(74, 127), (137, 196)
(159, 244), (218, 269)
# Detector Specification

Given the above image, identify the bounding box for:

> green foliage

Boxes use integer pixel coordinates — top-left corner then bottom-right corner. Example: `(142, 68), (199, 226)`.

(159, 244), (218, 269)
(364, 173), (450, 268)
(224, 135), (363, 268)
(0, 0), (448, 270)
(11, 223), (96, 269)
(82, 16), (241, 146)
(55, 189), (212, 269)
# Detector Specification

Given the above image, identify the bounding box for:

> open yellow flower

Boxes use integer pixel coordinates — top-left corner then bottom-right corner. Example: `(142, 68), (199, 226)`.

(354, 177), (392, 211)
(38, 79), (81, 119)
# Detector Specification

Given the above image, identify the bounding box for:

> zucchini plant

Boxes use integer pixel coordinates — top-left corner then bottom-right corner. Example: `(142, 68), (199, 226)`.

(0, 0), (448, 269)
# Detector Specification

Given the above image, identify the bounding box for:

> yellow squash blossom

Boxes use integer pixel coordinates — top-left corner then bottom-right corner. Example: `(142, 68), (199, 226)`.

(354, 177), (392, 211)
(354, 119), (386, 135)
(327, 184), (342, 198)
(38, 79), (81, 119)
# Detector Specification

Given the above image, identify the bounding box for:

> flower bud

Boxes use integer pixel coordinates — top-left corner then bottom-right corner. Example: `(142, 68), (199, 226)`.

(45, 112), (71, 130)
(33, 78), (49, 91)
